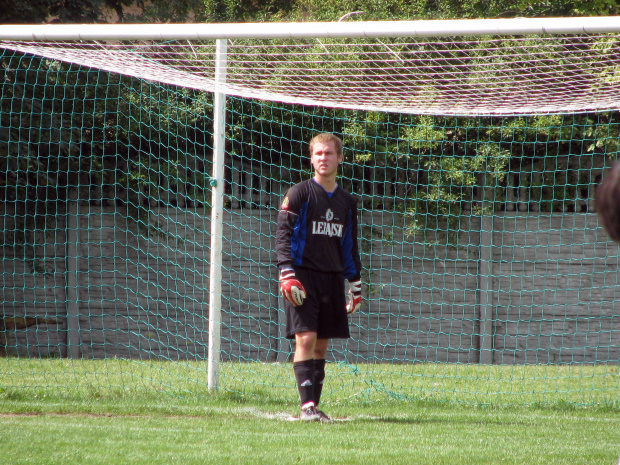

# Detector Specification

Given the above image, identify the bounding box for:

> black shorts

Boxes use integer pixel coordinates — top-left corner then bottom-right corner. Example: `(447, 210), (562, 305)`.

(284, 267), (350, 340)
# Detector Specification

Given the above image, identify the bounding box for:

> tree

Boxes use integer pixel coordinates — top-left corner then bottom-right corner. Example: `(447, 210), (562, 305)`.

(0, 0), (208, 24)
(282, 0), (620, 22)
(0, 0), (55, 24)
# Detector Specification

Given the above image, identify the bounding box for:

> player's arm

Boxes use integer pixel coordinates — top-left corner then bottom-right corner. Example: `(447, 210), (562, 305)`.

(343, 200), (363, 314)
(346, 278), (362, 314)
(275, 187), (300, 268)
(275, 187), (307, 306)
(279, 267), (306, 306)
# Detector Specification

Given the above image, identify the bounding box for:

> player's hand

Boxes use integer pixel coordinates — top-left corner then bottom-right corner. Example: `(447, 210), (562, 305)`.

(346, 279), (362, 314)
(279, 267), (307, 306)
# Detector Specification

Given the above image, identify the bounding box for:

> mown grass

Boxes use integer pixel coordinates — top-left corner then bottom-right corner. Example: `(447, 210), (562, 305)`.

(1, 358), (619, 407)
(1, 360), (620, 464)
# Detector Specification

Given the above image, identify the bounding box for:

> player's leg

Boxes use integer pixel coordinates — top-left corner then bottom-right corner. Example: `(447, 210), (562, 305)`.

(311, 272), (349, 422)
(293, 330), (321, 421)
(313, 338), (328, 406)
(313, 338), (332, 422)
(284, 269), (333, 421)
(294, 330), (318, 361)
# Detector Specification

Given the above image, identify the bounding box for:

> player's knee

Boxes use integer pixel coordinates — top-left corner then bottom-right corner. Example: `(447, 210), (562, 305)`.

(295, 331), (317, 350)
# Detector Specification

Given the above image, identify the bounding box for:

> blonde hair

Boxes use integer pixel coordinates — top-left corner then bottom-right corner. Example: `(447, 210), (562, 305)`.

(308, 133), (343, 155)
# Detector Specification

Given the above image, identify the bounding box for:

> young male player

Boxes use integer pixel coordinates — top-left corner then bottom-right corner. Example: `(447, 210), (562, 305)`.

(276, 133), (363, 422)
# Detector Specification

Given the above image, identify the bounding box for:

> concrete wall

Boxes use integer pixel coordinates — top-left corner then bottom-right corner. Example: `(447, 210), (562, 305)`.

(2, 205), (619, 364)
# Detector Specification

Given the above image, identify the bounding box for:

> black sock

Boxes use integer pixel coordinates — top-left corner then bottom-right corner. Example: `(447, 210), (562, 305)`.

(293, 359), (315, 407)
(313, 359), (326, 407)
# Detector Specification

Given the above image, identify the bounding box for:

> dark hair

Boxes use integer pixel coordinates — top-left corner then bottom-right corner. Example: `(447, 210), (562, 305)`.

(596, 159), (620, 243)
(308, 133), (343, 155)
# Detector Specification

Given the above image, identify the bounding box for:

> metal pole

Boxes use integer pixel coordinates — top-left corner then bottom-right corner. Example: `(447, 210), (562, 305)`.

(208, 38), (227, 391)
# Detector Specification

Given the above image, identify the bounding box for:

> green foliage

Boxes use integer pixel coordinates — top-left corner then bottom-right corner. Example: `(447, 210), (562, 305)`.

(202, 0), (294, 22)
(3, 0), (620, 25)
(0, 49), (214, 250)
(6, 0), (618, 25)
(0, 0), (55, 24)
(283, 0), (620, 21)
(48, 0), (133, 23)
(131, 0), (209, 23)
(289, 0), (424, 21)
(514, 0), (620, 17)
(0, 0), (207, 24)
(3, 1), (620, 249)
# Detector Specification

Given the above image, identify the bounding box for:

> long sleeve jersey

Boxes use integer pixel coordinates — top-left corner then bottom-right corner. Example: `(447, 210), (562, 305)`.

(276, 179), (362, 281)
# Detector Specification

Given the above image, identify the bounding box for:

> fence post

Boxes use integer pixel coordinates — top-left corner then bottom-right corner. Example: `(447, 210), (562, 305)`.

(478, 213), (495, 364)
(65, 191), (81, 358)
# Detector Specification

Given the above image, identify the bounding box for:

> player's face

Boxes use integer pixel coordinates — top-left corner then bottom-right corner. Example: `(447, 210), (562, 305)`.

(310, 141), (342, 179)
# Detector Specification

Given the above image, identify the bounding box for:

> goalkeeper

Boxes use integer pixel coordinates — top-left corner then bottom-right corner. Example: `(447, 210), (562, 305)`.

(276, 133), (362, 422)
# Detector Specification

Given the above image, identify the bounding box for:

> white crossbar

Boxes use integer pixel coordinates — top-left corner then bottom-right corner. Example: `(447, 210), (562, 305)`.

(1, 16), (620, 41)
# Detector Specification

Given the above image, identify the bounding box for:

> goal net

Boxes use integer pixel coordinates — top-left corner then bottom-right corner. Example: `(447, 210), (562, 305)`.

(4, 26), (620, 116)
(1, 18), (620, 406)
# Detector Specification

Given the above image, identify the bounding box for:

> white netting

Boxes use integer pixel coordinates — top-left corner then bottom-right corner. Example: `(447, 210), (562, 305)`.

(3, 33), (620, 116)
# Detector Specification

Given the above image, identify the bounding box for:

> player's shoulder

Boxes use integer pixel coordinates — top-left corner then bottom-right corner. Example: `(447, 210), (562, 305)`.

(280, 180), (311, 211)
(285, 179), (312, 199)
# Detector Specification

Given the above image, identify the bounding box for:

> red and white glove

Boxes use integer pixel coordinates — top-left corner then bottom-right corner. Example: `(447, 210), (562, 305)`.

(279, 267), (307, 307)
(346, 279), (362, 314)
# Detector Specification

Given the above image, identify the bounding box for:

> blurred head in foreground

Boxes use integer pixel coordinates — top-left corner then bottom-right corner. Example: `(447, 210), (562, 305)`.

(596, 159), (620, 244)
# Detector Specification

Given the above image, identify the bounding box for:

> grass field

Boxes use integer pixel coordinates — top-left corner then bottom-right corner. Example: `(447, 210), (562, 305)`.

(1, 359), (620, 464)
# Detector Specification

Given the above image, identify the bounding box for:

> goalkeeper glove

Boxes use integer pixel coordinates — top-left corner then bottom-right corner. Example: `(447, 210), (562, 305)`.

(346, 279), (362, 314)
(279, 267), (307, 307)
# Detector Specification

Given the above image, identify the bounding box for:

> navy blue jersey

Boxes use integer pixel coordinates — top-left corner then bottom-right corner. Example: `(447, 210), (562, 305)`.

(276, 179), (362, 281)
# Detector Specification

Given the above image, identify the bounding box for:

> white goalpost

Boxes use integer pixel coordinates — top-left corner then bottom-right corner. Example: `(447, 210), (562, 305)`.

(207, 39), (227, 390)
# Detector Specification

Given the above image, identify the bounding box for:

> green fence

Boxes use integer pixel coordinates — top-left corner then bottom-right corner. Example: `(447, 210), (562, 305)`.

(1, 45), (620, 406)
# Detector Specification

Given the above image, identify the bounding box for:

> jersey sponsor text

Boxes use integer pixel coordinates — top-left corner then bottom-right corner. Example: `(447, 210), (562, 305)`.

(312, 221), (343, 237)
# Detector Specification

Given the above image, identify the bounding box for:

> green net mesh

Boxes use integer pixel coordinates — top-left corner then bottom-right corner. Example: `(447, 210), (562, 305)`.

(1, 41), (620, 406)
